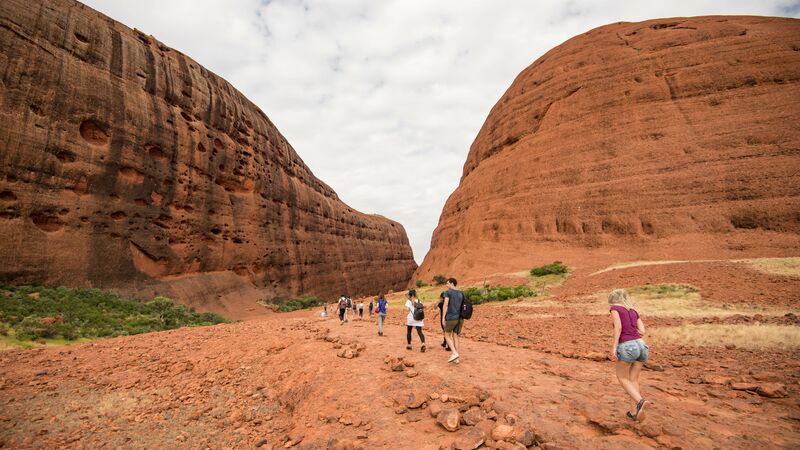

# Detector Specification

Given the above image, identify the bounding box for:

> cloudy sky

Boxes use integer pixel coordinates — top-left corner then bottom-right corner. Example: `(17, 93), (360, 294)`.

(84, 0), (799, 263)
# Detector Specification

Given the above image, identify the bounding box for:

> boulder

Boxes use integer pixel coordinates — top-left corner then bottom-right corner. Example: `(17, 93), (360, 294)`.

(436, 409), (461, 432)
(0, 0), (417, 318)
(414, 16), (800, 283)
(452, 428), (486, 450)
(756, 383), (788, 398)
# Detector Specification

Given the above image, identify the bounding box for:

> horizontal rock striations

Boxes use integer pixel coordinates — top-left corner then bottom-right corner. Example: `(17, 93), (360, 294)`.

(0, 0), (416, 317)
(417, 16), (800, 280)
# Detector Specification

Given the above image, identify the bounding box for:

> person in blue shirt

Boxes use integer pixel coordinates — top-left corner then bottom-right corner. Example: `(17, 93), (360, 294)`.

(441, 278), (465, 363)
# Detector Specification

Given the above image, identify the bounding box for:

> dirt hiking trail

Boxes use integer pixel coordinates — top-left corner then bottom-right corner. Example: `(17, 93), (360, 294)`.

(1, 305), (798, 449)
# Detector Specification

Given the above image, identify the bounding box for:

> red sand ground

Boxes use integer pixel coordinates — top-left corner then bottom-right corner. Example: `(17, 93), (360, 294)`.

(1, 261), (798, 449)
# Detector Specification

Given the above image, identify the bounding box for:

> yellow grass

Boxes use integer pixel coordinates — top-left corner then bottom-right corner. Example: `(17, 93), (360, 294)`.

(584, 284), (790, 318)
(744, 257), (800, 277)
(649, 324), (800, 350)
(0, 334), (92, 351)
(590, 260), (716, 275)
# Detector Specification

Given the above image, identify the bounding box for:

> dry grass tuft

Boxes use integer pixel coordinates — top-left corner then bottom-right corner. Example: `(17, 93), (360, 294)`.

(588, 284), (789, 318)
(649, 324), (800, 350)
(743, 257), (800, 277)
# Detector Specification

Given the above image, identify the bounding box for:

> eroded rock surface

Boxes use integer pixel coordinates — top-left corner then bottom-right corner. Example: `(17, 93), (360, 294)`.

(0, 0), (416, 317)
(417, 16), (800, 280)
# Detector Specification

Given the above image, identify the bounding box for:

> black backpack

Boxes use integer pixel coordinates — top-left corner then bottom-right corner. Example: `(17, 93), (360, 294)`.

(413, 301), (425, 321)
(460, 291), (473, 320)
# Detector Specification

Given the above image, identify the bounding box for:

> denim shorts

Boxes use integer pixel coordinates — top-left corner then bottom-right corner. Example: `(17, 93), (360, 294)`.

(616, 339), (649, 363)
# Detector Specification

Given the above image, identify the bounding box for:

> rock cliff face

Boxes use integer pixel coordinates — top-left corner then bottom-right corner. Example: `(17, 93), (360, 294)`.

(417, 16), (800, 281)
(0, 0), (416, 317)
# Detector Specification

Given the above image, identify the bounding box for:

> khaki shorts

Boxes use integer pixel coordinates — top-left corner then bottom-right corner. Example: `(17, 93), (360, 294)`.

(444, 319), (463, 335)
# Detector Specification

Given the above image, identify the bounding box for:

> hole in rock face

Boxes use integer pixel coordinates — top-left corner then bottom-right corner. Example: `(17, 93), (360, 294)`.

(197, 142), (206, 153)
(0, 191), (16, 202)
(79, 120), (109, 146)
(146, 144), (166, 161)
(55, 150), (77, 163)
(180, 111), (192, 121)
(214, 138), (224, 150)
(111, 211), (127, 220)
(118, 167), (145, 183)
(74, 32), (89, 43)
(30, 213), (63, 232)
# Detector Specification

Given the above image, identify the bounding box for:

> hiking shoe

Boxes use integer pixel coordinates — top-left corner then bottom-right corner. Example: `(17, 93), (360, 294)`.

(420, 344), (426, 353)
(406, 344), (412, 350)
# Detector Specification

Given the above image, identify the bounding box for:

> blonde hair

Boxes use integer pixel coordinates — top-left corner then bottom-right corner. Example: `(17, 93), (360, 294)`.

(608, 288), (634, 309)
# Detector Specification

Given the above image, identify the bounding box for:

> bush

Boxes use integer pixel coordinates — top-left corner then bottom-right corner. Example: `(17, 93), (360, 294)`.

(530, 261), (569, 277)
(0, 286), (228, 342)
(267, 296), (325, 312)
(462, 285), (536, 305)
(415, 280), (427, 288)
(432, 274), (447, 286)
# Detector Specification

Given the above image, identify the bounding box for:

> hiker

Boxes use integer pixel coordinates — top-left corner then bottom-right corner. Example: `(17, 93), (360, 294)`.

(376, 294), (388, 336)
(609, 288), (649, 421)
(346, 296), (353, 321)
(368, 299), (374, 317)
(321, 303), (328, 318)
(358, 300), (364, 318)
(441, 278), (465, 363)
(351, 296), (357, 319)
(405, 289), (426, 352)
(436, 292), (450, 351)
(338, 295), (348, 323)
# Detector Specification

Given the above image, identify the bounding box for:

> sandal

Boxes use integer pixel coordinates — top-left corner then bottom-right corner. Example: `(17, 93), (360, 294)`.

(626, 411), (635, 420)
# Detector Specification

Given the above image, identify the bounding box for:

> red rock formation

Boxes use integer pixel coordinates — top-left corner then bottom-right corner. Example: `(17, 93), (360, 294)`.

(417, 16), (800, 281)
(0, 0), (416, 318)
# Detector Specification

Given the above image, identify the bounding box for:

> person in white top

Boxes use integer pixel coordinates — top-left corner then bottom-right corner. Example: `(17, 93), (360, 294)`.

(405, 289), (426, 352)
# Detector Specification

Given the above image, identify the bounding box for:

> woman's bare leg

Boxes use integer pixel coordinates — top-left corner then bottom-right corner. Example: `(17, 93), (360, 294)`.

(616, 361), (642, 413)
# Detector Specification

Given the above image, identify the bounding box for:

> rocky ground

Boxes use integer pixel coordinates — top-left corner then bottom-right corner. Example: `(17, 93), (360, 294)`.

(1, 260), (798, 449)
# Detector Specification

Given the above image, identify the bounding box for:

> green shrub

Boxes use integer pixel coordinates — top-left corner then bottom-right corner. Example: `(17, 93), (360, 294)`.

(415, 280), (427, 288)
(530, 261), (569, 277)
(267, 296), (325, 312)
(0, 286), (227, 342)
(462, 285), (536, 305)
(432, 274), (447, 286)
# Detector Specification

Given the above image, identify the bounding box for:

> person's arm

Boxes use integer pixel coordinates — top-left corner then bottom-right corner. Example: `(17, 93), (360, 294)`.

(442, 295), (450, 326)
(610, 310), (622, 360)
(636, 318), (645, 336)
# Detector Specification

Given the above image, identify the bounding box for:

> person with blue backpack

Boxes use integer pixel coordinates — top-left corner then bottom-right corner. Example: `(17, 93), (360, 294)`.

(376, 293), (388, 336)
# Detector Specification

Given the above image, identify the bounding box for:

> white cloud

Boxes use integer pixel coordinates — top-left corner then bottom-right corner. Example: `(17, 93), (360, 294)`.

(84, 0), (799, 262)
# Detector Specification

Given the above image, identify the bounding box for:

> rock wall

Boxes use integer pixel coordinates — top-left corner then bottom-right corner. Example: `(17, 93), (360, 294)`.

(0, 0), (416, 318)
(416, 16), (800, 281)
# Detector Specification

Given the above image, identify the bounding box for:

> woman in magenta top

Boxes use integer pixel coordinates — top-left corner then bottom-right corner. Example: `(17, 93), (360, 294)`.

(609, 288), (649, 421)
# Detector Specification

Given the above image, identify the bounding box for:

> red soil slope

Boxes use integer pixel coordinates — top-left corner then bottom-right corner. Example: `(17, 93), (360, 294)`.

(0, 0), (416, 318)
(417, 16), (800, 281)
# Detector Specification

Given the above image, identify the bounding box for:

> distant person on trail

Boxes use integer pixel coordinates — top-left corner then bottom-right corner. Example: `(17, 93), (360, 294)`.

(338, 295), (348, 323)
(346, 296), (353, 321)
(442, 278), (465, 363)
(405, 289), (426, 352)
(609, 288), (649, 421)
(321, 303), (328, 318)
(368, 299), (374, 317)
(436, 292), (450, 351)
(351, 296), (357, 318)
(358, 301), (364, 318)
(376, 294), (388, 336)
